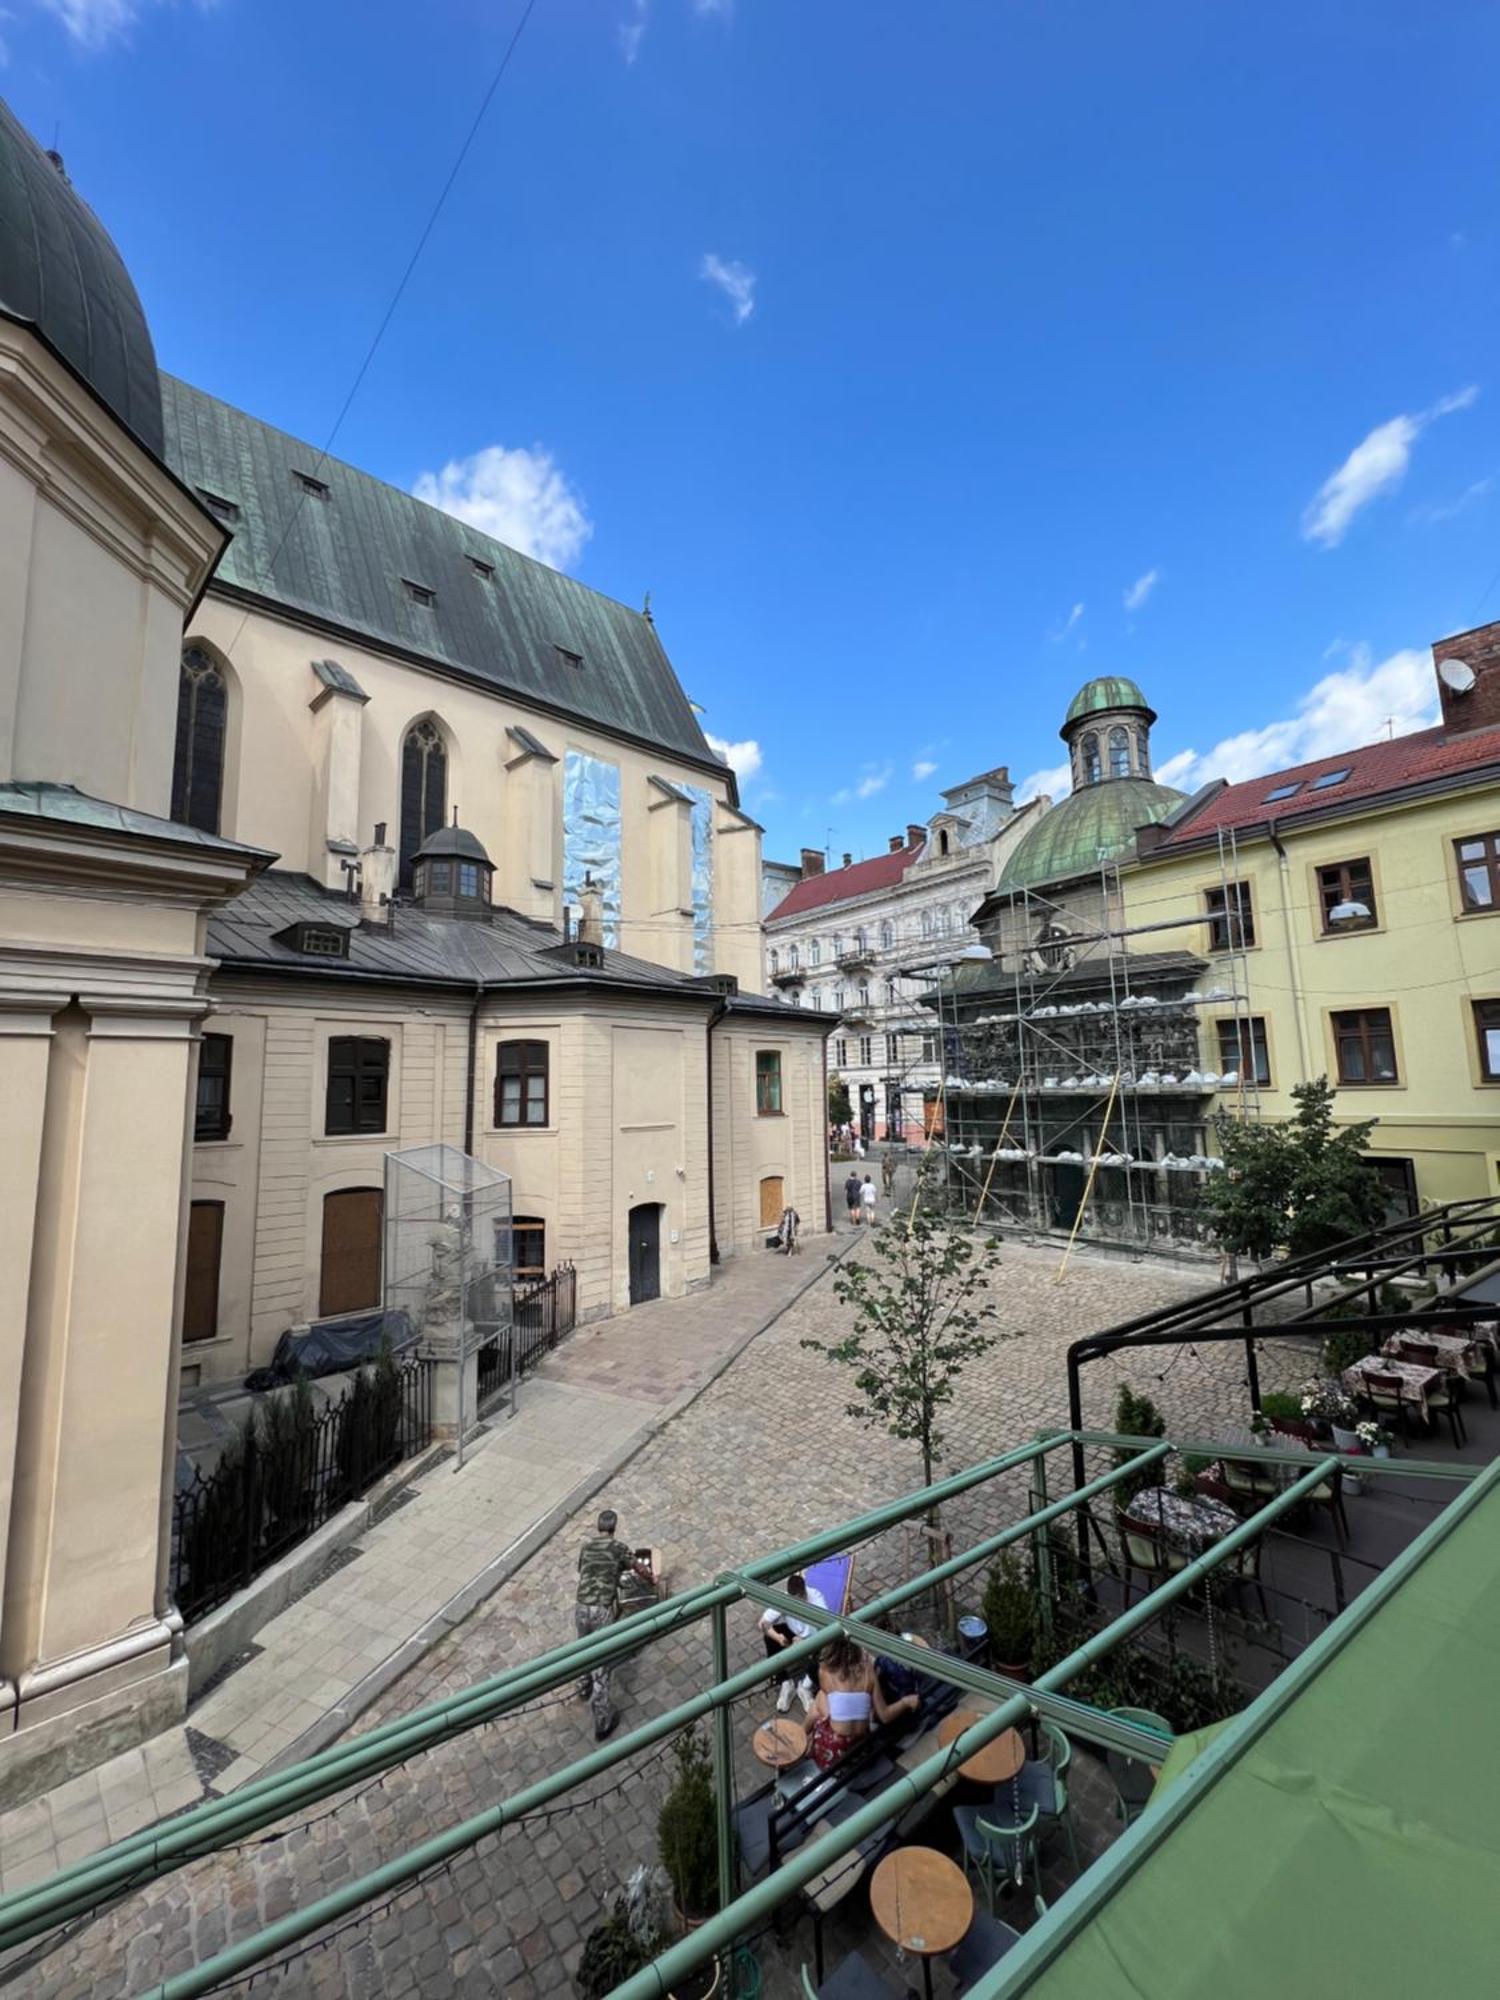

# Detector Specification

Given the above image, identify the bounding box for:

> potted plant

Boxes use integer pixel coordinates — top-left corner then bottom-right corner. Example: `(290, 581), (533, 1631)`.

(981, 1548), (1036, 1678)
(1356, 1419), (1392, 1459)
(658, 1730), (720, 1933)
(1300, 1378), (1360, 1450)
(577, 1899), (657, 1999)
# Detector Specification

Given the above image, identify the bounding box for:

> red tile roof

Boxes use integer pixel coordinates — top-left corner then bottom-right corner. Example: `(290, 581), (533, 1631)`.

(766, 843), (922, 920)
(1154, 722), (1500, 850)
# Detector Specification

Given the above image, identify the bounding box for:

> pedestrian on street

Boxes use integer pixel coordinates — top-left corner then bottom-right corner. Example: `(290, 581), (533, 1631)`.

(881, 1151), (896, 1197)
(860, 1174), (878, 1226)
(844, 1170), (863, 1223)
(853, 1132), (865, 1160)
(574, 1507), (648, 1740)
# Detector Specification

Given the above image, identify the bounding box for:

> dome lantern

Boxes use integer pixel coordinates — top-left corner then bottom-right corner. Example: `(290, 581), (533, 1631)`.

(410, 818), (493, 919)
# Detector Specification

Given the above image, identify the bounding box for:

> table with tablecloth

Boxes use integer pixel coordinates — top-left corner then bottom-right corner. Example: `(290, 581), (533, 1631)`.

(1124, 1487), (1240, 1553)
(1342, 1354), (1444, 1422)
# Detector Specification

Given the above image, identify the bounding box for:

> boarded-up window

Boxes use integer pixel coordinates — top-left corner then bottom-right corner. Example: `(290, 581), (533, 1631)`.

(759, 1176), (785, 1228)
(320, 1188), (383, 1316)
(184, 1201), (224, 1343)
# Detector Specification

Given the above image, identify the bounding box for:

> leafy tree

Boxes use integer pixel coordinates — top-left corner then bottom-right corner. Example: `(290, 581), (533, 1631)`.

(1203, 1077), (1387, 1263)
(1112, 1383), (1167, 1502)
(827, 1071), (852, 1129)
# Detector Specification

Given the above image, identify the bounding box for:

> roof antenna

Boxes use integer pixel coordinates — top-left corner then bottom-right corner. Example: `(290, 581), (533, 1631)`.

(642, 589), (654, 624)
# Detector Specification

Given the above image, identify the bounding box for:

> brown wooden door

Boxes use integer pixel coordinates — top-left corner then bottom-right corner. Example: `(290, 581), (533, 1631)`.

(759, 1176), (785, 1228)
(320, 1188), (383, 1317)
(183, 1201), (224, 1343)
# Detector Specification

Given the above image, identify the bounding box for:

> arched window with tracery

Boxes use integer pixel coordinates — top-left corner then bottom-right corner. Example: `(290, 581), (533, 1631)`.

(399, 721), (447, 887)
(1108, 726), (1131, 778)
(1080, 731), (1101, 785)
(171, 645), (227, 833)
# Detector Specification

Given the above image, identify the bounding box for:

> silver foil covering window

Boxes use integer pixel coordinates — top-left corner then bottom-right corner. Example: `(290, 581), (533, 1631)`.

(687, 786), (715, 974)
(563, 750), (621, 947)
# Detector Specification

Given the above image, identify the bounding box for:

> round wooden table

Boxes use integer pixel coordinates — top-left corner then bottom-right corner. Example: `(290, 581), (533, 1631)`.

(869, 1846), (973, 2000)
(751, 1718), (807, 1769)
(937, 1710), (1026, 1783)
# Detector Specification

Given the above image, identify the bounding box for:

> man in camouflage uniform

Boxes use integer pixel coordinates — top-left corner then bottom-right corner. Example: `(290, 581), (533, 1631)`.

(575, 1507), (645, 1740)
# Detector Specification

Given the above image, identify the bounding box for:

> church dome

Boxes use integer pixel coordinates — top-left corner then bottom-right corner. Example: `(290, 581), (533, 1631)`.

(997, 776), (1184, 892)
(0, 99), (164, 456)
(413, 822), (492, 866)
(1061, 676), (1156, 734)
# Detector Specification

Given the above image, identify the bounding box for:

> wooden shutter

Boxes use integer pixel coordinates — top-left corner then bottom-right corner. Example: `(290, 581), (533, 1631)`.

(759, 1176), (785, 1228)
(184, 1201), (224, 1343)
(320, 1188), (383, 1316)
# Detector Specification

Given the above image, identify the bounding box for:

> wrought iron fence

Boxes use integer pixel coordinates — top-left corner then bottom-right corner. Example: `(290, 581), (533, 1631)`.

(171, 1352), (433, 1625)
(476, 1262), (577, 1408)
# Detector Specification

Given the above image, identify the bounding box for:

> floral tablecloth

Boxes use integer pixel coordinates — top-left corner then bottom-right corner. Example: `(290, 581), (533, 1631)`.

(1342, 1354), (1444, 1420)
(1381, 1329), (1481, 1372)
(1124, 1487), (1240, 1552)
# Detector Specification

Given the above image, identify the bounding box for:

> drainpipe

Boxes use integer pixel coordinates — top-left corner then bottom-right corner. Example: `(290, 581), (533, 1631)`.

(822, 1028), (832, 1233)
(706, 998), (728, 1263)
(463, 979), (483, 1156)
(1269, 828), (1311, 1083)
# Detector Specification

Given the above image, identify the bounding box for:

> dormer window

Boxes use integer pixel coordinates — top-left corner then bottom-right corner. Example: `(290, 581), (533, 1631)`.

(555, 645), (583, 669)
(294, 470), (329, 499)
(403, 578), (436, 607)
(410, 822), (494, 919)
(272, 919), (352, 960)
(197, 488), (239, 522)
(468, 555), (495, 581)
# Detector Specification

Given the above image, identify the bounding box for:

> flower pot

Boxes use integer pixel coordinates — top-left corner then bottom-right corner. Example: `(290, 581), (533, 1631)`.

(1330, 1425), (1361, 1451)
(1344, 1470), (1363, 1496)
(1373, 1444), (1391, 1459)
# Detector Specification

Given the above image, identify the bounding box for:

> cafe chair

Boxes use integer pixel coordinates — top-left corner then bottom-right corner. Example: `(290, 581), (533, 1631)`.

(1104, 1707), (1171, 1827)
(1116, 1513), (1189, 1605)
(1217, 1533), (1270, 1620)
(799, 1951), (903, 2000)
(1400, 1345), (1467, 1445)
(1220, 1457), (1280, 1509)
(1015, 1719), (1080, 1871)
(1303, 1461), (1350, 1548)
(1461, 1343), (1498, 1411)
(1361, 1370), (1415, 1444)
(946, 1910), (1024, 1996)
(955, 1799), (1040, 1911)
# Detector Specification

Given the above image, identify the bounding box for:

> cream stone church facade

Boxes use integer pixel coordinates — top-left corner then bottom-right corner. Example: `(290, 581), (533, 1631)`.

(0, 99), (827, 1791)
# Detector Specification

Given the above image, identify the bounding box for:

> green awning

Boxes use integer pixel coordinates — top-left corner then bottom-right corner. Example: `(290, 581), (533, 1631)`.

(976, 1455), (1500, 1998)
(1147, 1719), (1228, 1797)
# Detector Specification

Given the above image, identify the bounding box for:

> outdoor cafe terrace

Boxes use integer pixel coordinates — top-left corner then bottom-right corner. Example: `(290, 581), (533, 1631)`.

(3, 1196), (1499, 1998)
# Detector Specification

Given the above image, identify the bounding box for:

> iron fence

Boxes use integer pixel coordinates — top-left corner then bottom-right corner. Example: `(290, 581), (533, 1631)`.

(171, 1353), (433, 1625)
(476, 1262), (577, 1408)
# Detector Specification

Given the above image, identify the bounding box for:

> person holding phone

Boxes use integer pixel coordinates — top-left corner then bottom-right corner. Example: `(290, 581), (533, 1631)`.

(759, 1572), (828, 1714)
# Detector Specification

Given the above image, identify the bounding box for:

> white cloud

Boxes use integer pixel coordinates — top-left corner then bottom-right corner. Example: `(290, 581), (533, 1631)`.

(34, 0), (198, 47)
(1152, 644), (1437, 793)
(700, 253), (756, 326)
(704, 732), (762, 780)
(618, 0), (649, 61)
(1302, 386), (1479, 547)
(412, 444), (591, 572)
(912, 759), (938, 781)
(1015, 759), (1071, 806)
(1123, 568), (1160, 612)
(830, 764), (894, 806)
(1048, 602), (1085, 642)
(1414, 475), (1495, 525)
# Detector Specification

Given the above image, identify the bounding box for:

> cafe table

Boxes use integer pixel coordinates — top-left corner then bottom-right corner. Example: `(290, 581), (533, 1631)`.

(1382, 1328), (1480, 1371)
(1342, 1353), (1444, 1423)
(869, 1845), (973, 2000)
(1124, 1486), (1239, 1553)
(936, 1709), (1026, 1784)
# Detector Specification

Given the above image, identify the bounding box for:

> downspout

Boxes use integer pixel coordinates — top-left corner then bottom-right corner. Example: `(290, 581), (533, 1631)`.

(706, 998), (728, 1264)
(823, 1029), (832, 1234)
(1268, 827), (1312, 1084)
(463, 978), (483, 1156)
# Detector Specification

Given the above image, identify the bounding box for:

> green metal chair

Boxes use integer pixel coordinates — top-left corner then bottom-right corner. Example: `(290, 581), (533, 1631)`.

(1016, 1719), (1079, 1870)
(955, 1798), (1041, 1911)
(1104, 1706), (1172, 1825)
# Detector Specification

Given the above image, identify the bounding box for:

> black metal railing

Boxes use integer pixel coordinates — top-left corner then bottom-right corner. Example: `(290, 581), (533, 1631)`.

(171, 1353), (433, 1625)
(476, 1262), (578, 1408)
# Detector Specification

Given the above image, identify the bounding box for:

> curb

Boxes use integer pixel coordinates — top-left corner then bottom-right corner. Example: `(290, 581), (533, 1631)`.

(264, 1232), (865, 1774)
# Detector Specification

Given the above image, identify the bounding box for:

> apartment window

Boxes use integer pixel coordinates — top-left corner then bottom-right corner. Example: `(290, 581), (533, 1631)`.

(1316, 858), (1377, 932)
(921, 908), (934, 939)
(859, 1036), (873, 1067)
(769, 948), (780, 976)
(196, 1033), (233, 1141)
(512, 1216), (546, 1282)
(789, 943), (800, 971)
(812, 989), (823, 1011)
(854, 927), (869, 954)
(1108, 726), (1130, 778)
(755, 1049), (783, 1114)
(880, 921), (894, 951)
(1332, 1008), (1398, 1086)
(1204, 881), (1255, 952)
(810, 938), (822, 965)
(858, 979), (871, 1009)
(496, 1040), (549, 1127)
(1215, 1017), (1271, 1087)
(886, 1032), (900, 1064)
(922, 1032), (937, 1063)
(834, 985), (846, 1011)
(1475, 1000), (1500, 1082)
(326, 1037), (390, 1135)
(939, 829), (951, 856)
(835, 1038), (848, 1067)
(1455, 831), (1500, 912)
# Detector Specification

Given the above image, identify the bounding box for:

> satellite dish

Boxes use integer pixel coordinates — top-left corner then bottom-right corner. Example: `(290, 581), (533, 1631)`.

(1438, 657), (1476, 694)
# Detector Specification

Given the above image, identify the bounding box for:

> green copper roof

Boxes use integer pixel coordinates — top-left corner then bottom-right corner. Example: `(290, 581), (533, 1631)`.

(159, 376), (726, 780)
(1062, 676), (1155, 732)
(0, 99), (163, 456)
(997, 776), (1184, 891)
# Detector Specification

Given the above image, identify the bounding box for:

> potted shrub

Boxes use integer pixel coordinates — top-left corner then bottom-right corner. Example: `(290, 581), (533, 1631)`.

(658, 1730), (720, 1931)
(1300, 1378), (1360, 1450)
(981, 1548), (1036, 1678)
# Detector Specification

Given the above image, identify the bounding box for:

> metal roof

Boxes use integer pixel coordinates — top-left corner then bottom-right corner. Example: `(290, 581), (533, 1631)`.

(0, 99), (164, 456)
(413, 823), (492, 865)
(159, 375), (726, 779)
(997, 777), (1184, 892)
(0, 780), (270, 858)
(1062, 677), (1156, 732)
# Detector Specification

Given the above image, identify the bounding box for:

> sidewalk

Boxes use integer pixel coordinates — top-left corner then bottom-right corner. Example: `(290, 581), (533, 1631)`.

(0, 1223), (858, 1893)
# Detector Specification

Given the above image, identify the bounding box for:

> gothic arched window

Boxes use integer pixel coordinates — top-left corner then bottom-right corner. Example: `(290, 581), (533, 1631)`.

(399, 721), (447, 887)
(171, 645), (227, 834)
(1108, 726), (1131, 778)
(1080, 732), (1101, 785)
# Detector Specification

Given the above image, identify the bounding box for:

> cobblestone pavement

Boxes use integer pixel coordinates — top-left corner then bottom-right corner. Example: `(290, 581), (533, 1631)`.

(13, 1233), (1312, 1999)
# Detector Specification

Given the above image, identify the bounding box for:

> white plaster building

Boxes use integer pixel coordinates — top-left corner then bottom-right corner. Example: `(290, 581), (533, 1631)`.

(763, 770), (1047, 1139)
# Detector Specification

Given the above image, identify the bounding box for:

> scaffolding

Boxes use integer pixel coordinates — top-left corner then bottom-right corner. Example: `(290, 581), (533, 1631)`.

(926, 830), (1263, 1257)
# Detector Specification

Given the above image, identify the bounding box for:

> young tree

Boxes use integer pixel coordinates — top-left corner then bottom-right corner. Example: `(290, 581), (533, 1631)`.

(827, 1071), (852, 1131)
(1204, 1076), (1388, 1263)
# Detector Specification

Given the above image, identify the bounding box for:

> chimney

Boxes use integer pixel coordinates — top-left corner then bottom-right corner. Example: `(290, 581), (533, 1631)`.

(1432, 622), (1500, 736)
(799, 847), (825, 880)
(577, 872), (605, 948)
(359, 822), (396, 927)
(907, 824), (925, 848)
(842, 853), (853, 869)
(889, 835), (905, 853)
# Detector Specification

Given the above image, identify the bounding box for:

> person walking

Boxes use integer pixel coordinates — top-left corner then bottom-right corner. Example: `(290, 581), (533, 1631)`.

(575, 1507), (647, 1741)
(860, 1174), (878, 1226)
(844, 1170), (863, 1224)
(881, 1150), (896, 1198)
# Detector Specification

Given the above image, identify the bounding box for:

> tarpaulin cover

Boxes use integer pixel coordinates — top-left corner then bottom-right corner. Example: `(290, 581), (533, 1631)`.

(246, 1308), (414, 1389)
(978, 1458), (1500, 1998)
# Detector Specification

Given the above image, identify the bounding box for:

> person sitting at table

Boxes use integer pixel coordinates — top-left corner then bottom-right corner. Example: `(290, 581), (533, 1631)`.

(758, 1571), (828, 1715)
(807, 1636), (919, 1769)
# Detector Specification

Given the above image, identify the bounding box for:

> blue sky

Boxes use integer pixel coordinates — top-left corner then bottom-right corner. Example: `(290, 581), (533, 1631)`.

(6, 0), (1500, 862)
